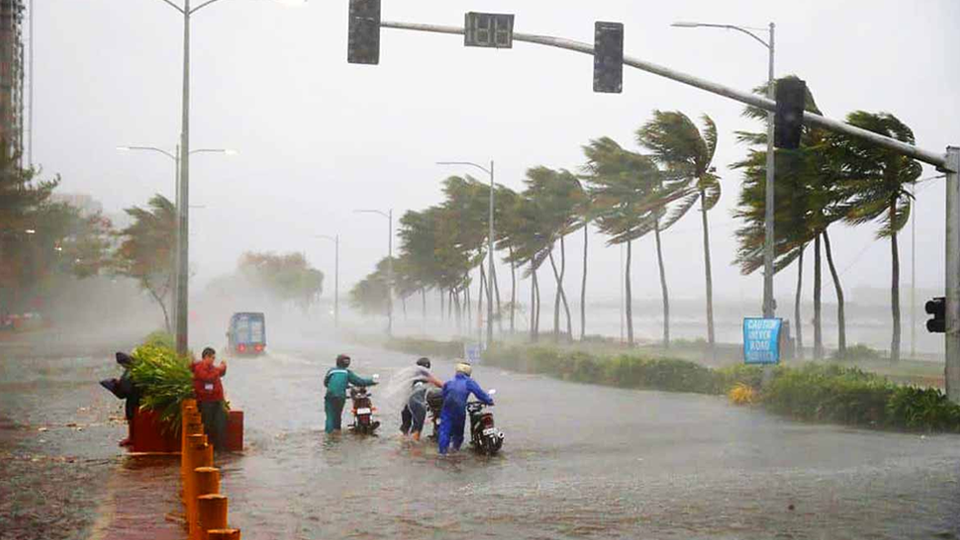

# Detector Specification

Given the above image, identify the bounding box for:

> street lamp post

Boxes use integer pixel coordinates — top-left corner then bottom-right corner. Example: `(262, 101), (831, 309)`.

(315, 234), (340, 328)
(147, 0), (299, 355)
(438, 160), (495, 348)
(672, 21), (777, 318)
(117, 144), (234, 340)
(354, 209), (393, 336)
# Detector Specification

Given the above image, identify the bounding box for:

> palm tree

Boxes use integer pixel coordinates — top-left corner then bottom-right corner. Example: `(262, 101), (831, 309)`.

(830, 111), (922, 362)
(582, 137), (690, 346)
(637, 111), (721, 353)
(733, 77), (851, 360)
(523, 166), (586, 340)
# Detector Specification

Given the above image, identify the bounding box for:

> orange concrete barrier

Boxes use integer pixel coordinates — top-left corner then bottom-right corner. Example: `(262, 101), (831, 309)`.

(185, 435), (211, 538)
(198, 494), (229, 540)
(191, 467), (221, 540)
(207, 529), (240, 540)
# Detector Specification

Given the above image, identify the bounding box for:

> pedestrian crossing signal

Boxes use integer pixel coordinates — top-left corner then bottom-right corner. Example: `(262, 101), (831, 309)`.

(348, 0), (380, 65)
(593, 22), (624, 94)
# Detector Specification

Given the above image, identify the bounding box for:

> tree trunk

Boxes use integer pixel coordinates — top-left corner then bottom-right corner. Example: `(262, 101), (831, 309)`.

(653, 221), (670, 349)
(560, 235), (573, 339)
(822, 229), (847, 359)
(465, 280), (472, 329)
(890, 201), (901, 362)
(478, 264), (486, 333)
(149, 288), (172, 334)
(401, 295), (407, 319)
(814, 234), (824, 360)
(453, 289), (462, 334)
(531, 264), (541, 342)
(794, 246), (805, 360)
(510, 251), (516, 335)
(699, 190), (716, 354)
(421, 288), (426, 321)
(550, 248), (561, 340)
(440, 288), (445, 323)
(626, 240), (634, 346)
(492, 261), (503, 334)
(581, 222), (588, 340)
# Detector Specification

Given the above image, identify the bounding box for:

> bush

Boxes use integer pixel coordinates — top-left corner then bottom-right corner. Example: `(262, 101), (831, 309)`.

(482, 343), (960, 433)
(129, 338), (194, 434)
(386, 337), (465, 359)
(143, 330), (176, 350)
(832, 343), (883, 362)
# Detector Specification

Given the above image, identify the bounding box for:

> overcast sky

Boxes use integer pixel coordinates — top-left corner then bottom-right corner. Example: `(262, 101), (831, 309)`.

(34, 0), (960, 308)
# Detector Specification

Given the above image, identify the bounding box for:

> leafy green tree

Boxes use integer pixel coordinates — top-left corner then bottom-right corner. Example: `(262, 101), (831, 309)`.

(114, 194), (177, 331)
(349, 257), (390, 316)
(638, 111), (721, 352)
(829, 111), (922, 362)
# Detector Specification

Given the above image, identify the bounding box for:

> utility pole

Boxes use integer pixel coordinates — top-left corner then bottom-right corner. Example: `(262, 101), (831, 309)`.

(762, 22), (776, 319)
(176, 0), (191, 356)
(944, 147), (960, 403)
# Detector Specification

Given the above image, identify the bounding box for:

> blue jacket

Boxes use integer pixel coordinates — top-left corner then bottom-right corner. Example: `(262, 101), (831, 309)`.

(441, 373), (493, 416)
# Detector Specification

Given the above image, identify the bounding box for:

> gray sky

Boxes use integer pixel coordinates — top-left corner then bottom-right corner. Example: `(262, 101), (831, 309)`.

(35, 0), (960, 307)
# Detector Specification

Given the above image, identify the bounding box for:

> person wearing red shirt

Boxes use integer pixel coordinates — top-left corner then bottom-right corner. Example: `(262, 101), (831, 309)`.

(191, 347), (228, 451)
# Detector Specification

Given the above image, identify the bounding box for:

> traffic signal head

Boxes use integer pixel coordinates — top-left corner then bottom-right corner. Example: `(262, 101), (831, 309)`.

(926, 296), (946, 333)
(593, 22), (624, 94)
(774, 77), (806, 149)
(348, 0), (380, 65)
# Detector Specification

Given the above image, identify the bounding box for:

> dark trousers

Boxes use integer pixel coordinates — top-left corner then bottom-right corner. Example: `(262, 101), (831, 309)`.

(199, 400), (227, 451)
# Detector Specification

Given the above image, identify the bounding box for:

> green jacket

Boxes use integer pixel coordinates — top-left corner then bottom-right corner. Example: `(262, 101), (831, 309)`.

(324, 368), (375, 398)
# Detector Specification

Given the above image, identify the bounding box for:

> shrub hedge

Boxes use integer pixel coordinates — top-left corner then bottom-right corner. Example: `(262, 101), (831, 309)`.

(476, 343), (960, 433)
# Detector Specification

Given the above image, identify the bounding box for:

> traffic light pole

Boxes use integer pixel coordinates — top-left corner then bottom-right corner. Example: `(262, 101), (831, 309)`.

(945, 147), (960, 403)
(378, 19), (959, 402)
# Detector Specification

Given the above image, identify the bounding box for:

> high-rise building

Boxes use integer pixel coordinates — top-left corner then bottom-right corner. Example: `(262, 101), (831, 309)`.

(0, 0), (24, 162)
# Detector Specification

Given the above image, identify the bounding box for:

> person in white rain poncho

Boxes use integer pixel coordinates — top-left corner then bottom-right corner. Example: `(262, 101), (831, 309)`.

(387, 357), (443, 440)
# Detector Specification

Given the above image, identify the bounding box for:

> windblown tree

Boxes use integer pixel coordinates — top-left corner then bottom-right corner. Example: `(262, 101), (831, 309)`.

(733, 77), (849, 360)
(500, 190), (553, 341)
(522, 166), (586, 340)
(582, 136), (690, 346)
(637, 111), (721, 352)
(238, 251), (324, 313)
(349, 257), (390, 316)
(114, 194), (177, 331)
(829, 111), (922, 362)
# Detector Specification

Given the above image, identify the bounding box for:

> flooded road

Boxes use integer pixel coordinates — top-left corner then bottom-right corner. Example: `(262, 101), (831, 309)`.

(2, 340), (960, 539)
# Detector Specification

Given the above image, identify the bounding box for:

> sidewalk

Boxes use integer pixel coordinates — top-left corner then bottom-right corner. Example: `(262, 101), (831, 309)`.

(88, 455), (183, 540)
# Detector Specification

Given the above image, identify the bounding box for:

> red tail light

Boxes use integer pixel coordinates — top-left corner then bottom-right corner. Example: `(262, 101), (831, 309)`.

(238, 344), (246, 353)
(255, 344), (264, 352)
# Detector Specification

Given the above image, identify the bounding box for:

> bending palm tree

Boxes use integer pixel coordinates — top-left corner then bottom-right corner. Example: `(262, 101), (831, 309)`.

(637, 111), (721, 353)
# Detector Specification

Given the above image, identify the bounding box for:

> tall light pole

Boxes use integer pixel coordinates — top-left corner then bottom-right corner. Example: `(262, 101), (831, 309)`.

(147, 0), (301, 355)
(315, 234), (339, 328)
(438, 160), (495, 347)
(117, 145), (234, 340)
(672, 21), (776, 318)
(354, 209), (393, 336)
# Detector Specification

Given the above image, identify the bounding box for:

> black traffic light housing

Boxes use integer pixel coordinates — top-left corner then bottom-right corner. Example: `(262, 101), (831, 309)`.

(348, 0), (381, 65)
(774, 77), (806, 149)
(593, 22), (624, 94)
(926, 296), (946, 333)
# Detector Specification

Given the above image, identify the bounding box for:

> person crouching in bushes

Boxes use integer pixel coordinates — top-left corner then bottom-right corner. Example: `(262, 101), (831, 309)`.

(191, 347), (228, 451)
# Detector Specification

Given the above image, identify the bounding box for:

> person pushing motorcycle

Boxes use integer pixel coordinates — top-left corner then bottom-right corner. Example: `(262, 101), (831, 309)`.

(324, 354), (377, 434)
(438, 361), (493, 454)
(400, 357), (443, 440)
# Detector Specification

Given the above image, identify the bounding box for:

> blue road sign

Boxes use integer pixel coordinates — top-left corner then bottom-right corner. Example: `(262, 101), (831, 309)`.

(743, 318), (783, 365)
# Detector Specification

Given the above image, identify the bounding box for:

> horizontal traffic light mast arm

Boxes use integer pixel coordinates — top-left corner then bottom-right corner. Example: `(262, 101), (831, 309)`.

(381, 20), (950, 171)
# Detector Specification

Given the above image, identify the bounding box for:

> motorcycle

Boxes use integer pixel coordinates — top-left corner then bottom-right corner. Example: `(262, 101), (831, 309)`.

(425, 387), (504, 455)
(467, 389), (503, 456)
(349, 374), (381, 434)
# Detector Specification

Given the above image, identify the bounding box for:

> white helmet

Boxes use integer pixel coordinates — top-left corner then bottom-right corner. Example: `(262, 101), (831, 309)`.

(455, 361), (472, 376)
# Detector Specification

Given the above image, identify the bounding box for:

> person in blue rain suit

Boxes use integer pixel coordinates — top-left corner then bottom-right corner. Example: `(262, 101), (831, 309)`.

(438, 361), (494, 454)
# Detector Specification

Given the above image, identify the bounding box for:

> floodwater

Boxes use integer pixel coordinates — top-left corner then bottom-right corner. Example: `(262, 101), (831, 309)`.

(2, 340), (959, 539)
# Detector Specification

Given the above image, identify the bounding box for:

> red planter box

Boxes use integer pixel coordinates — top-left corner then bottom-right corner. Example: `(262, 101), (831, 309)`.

(130, 408), (244, 453)
(131, 408), (180, 453)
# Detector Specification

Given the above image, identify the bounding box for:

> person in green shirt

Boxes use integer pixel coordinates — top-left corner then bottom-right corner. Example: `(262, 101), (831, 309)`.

(324, 354), (378, 433)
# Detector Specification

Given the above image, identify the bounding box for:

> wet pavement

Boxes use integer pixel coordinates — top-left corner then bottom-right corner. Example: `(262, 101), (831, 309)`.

(2, 340), (960, 539)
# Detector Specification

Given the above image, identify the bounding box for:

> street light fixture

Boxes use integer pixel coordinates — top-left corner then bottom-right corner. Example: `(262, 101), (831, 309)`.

(437, 160), (495, 348)
(116, 144), (234, 338)
(315, 234), (340, 328)
(672, 20), (777, 319)
(354, 209), (393, 336)
(144, 0), (294, 355)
